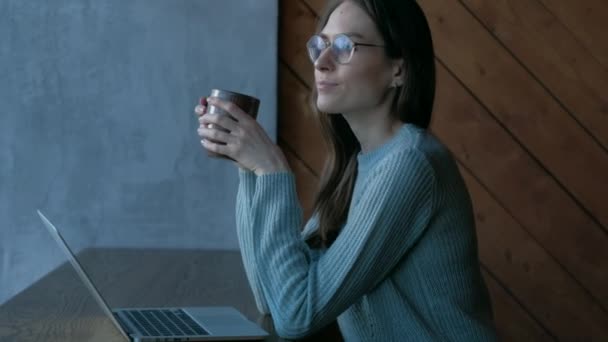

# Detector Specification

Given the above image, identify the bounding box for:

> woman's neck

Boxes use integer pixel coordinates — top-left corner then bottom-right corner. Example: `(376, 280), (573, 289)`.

(342, 105), (403, 154)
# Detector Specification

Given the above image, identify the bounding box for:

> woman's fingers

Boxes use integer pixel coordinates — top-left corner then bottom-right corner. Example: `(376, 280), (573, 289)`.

(194, 105), (206, 116)
(207, 97), (251, 123)
(199, 112), (238, 133)
(197, 124), (235, 144)
(195, 96), (263, 163)
(195, 97), (209, 117)
(201, 138), (230, 156)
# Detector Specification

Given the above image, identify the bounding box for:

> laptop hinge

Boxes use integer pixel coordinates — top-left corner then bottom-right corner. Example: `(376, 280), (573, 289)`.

(113, 310), (137, 335)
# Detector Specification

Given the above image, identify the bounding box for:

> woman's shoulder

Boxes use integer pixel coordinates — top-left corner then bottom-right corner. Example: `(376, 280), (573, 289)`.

(405, 125), (449, 157)
(361, 141), (438, 193)
(372, 125), (447, 174)
(359, 126), (461, 196)
(398, 125), (459, 174)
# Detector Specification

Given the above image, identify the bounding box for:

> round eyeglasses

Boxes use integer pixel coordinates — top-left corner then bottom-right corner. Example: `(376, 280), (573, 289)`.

(306, 33), (385, 65)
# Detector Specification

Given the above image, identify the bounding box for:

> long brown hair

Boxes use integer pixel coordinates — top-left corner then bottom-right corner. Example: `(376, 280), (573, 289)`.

(306, 0), (436, 248)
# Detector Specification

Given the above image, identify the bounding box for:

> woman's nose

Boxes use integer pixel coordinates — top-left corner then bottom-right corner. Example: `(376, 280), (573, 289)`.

(314, 47), (335, 71)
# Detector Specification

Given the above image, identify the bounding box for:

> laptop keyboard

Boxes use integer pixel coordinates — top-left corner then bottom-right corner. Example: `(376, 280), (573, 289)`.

(124, 309), (210, 337)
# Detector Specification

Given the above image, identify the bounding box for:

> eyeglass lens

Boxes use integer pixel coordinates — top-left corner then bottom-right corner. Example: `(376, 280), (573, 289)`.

(307, 34), (354, 64)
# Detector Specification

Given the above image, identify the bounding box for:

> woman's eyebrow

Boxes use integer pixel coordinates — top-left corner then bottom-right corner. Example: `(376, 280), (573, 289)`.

(342, 32), (365, 38)
(319, 32), (365, 39)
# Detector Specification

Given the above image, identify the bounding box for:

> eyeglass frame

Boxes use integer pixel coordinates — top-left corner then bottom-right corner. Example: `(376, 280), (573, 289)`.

(306, 33), (385, 65)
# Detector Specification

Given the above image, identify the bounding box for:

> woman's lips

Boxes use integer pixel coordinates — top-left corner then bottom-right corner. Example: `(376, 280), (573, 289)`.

(317, 81), (338, 91)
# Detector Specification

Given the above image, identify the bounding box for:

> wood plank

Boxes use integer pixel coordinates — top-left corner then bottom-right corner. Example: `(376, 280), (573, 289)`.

(303, 0), (327, 15)
(278, 0), (328, 174)
(462, 165), (608, 339)
(418, 0), (608, 230)
(461, 0), (608, 150)
(482, 271), (555, 342)
(278, 62), (328, 174)
(280, 0), (317, 87)
(433, 62), (608, 310)
(300, 0), (608, 310)
(536, 0), (608, 69)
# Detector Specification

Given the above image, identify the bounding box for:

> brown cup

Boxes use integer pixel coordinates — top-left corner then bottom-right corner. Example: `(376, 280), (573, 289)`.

(205, 89), (260, 159)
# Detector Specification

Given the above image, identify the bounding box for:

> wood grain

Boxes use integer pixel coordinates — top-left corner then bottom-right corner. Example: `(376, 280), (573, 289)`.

(462, 165), (608, 340)
(303, 0), (326, 11)
(278, 61), (328, 174)
(433, 62), (608, 310)
(536, 0), (608, 69)
(419, 0), (608, 229)
(461, 0), (608, 150)
(280, 0), (317, 87)
(482, 271), (555, 341)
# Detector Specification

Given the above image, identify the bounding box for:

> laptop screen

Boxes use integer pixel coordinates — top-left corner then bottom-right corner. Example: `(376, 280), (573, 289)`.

(37, 210), (131, 340)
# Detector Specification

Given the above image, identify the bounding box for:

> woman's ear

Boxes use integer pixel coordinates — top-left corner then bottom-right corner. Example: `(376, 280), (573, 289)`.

(391, 59), (405, 88)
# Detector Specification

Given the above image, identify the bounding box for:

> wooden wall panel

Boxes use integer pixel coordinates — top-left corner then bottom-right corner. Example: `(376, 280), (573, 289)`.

(277, 0), (608, 340)
(483, 272), (555, 341)
(278, 62), (324, 218)
(278, 60), (326, 173)
(279, 0), (328, 178)
(461, 0), (608, 150)
(536, 0), (608, 68)
(463, 167), (608, 339)
(419, 0), (608, 229)
(280, 0), (317, 88)
(433, 63), (608, 309)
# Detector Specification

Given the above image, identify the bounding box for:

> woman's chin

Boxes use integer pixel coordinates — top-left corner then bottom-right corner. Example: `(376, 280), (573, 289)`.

(316, 97), (340, 114)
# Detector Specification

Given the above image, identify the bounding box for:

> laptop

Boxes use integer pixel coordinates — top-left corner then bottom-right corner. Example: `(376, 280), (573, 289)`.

(37, 210), (269, 342)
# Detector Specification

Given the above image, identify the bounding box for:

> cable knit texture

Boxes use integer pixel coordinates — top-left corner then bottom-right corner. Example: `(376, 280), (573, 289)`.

(235, 124), (497, 341)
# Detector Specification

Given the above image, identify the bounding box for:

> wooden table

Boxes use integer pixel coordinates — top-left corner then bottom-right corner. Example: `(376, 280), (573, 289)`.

(0, 248), (342, 342)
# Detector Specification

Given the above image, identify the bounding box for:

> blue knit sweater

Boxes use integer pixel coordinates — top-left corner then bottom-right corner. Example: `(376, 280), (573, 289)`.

(235, 124), (497, 341)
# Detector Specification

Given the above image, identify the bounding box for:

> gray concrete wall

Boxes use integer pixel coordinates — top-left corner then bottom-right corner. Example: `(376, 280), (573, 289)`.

(0, 0), (277, 305)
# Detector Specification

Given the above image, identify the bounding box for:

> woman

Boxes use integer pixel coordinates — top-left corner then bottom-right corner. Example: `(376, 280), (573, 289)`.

(195, 0), (497, 340)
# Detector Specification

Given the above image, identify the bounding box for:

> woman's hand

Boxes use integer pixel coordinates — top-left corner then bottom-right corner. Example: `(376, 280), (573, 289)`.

(194, 97), (291, 176)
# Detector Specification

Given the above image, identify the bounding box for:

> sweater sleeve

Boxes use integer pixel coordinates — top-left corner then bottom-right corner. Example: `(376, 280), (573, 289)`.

(236, 169), (320, 315)
(246, 150), (436, 339)
(235, 168), (270, 314)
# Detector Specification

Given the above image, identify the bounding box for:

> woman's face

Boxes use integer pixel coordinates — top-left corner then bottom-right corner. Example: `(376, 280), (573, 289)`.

(314, 1), (398, 115)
